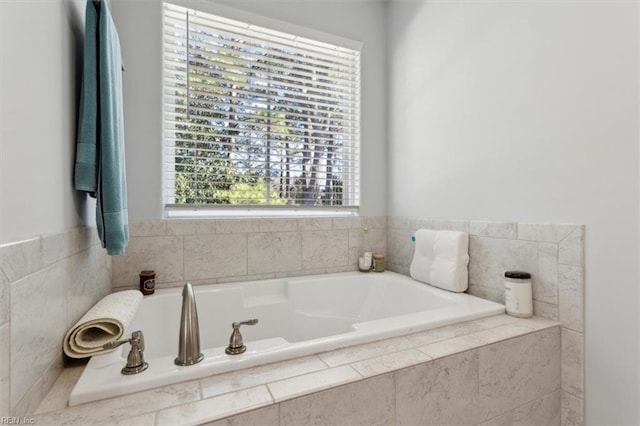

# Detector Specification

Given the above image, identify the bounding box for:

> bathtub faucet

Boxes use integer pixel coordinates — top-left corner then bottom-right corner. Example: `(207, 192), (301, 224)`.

(175, 282), (204, 366)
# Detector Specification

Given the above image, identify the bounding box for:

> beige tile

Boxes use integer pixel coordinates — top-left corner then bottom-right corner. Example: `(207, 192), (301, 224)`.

(36, 366), (84, 414)
(467, 282), (505, 304)
(268, 365), (362, 402)
(415, 320), (545, 362)
(0, 323), (9, 416)
(515, 315), (559, 331)
(367, 227), (387, 255)
(348, 246), (360, 268)
(396, 350), (479, 425)
(386, 228), (415, 267)
(111, 413), (156, 426)
(417, 335), (481, 360)
(112, 236), (183, 286)
(561, 391), (584, 426)
(514, 390), (561, 426)
(0, 270), (8, 325)
(460, 323), (537, 346)
(351, 348), (431, 378)
(332, 216), (363, 230)
(429, 219), (469, 232)
(248, 232), (301, 274)
(407, 319), (488, 347)
(479, 333), (541, 421)
(558, 265), (584, 332)
(478, 412), (513, 426)
(0, 237), (43, 282)
(258, 219), (297, 232)
(13, 354), (64, 417)
(11, 261), (68, 408)
(472, 314), (521, 329)
(386, 262), (409, 275)
(280, 374), (394, 426)
(297, 218), (333, 231)
(167, 220), (215, 235)
(348, 228), (363, 249)
(469, 236), (538, 300)
(81, 226), (102, 250)
(200, 356), (327, 399)
(516, 316), (558, 331)
(184, 234), (247, 280)
(558, 226), (584, 267)
(534, 299), (559, 321)
(276, 268), (325, 279)
(156, 386), (273, 426)
(129, 220), (167, 237)
(33, 380), (201, 425)
(517, 224), (577, 243)
(66, 246), (112, 328)
(203, 405), (279, 426)
(387, 216), (412, 229)
(318, 334), (415, 367)
(470, 221), (517, 239)
(42, 230), (71, 265)
(360, 216), (384, 229)
(217, 273), (276, 284)
(215, 219), (260, 234)
(301, 230), (349, 270)
(536, 242), (558, 304)
(561, 328), (584, 398)
(538, 327), (561, 394)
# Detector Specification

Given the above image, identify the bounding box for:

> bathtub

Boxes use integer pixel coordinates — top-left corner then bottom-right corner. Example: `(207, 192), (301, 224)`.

(69, 271), (504, 406)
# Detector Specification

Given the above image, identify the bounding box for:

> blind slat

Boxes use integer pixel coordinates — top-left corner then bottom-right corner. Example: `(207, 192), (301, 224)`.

(163, 31), (360, 75)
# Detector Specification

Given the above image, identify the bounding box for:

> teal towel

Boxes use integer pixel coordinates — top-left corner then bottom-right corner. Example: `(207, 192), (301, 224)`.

(74, 0), (129, 255)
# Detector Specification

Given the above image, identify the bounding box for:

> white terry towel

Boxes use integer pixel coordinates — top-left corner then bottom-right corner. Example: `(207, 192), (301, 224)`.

(409, 229), (469, 292)
(63, 290), (143, 358)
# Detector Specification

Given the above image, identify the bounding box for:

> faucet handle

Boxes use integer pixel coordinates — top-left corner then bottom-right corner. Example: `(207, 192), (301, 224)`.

(103, 330), (143, 350)
(226, 319), (259, 355)
(103, 330), (149, 375)
(232, 319), (258, 328)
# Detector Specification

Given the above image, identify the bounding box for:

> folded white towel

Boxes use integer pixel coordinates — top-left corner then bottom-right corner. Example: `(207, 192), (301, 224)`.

(409, 229), (469, 292)
(63, 290), (143, 358)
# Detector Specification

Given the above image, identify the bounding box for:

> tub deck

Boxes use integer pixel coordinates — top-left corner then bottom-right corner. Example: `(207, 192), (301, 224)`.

(35, 314), (559, 425)
(68, 272), (504, 406)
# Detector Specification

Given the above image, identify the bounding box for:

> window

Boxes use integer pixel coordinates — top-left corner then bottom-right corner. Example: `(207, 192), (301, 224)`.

(163, 3), (361, 215)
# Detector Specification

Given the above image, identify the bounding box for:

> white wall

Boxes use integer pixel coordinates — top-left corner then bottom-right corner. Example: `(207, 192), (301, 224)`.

(387, 1), (639, 424)
(0, 0), (94, 244)
(111, 0), (388, 221)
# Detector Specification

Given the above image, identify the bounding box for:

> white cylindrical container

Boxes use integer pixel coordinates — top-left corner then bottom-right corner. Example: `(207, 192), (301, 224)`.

(504, 271), (533, 318)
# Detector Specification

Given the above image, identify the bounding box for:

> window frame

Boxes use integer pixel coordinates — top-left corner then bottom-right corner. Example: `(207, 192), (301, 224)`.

(162, 1), (363, 218)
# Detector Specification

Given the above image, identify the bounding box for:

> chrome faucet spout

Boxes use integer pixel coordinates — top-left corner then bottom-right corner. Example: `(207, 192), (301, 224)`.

(175, 283), (204, 366)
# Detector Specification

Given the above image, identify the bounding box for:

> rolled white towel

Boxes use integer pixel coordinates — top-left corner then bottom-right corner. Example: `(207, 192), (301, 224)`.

(63, 290), (143, 358)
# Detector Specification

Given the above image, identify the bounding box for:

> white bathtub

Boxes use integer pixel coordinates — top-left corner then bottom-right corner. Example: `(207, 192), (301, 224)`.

(69, 271), (504, 406)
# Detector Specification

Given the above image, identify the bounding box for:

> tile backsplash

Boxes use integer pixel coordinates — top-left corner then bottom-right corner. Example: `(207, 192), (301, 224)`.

(387, 217), (585, 424)
(112, 217), (387, 291)
(0, 227), (111, 416)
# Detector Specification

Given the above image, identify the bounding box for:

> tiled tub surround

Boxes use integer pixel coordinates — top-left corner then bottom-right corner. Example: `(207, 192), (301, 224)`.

(0, 227), (112, 417)
(112, 217), (386, 291)
(35, 314), (560, 425)
(388, 218), (585, 424)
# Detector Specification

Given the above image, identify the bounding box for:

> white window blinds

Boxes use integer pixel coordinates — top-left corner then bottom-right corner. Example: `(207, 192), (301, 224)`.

(163, 3), (361, 210)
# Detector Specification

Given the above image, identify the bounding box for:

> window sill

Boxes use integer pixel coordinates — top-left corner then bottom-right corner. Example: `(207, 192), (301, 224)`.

(164, 207), (358, 219)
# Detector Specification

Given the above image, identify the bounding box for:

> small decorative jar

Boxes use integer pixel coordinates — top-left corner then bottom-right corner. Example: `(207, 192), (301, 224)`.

(372, 254), (385, 272)
(504, 271), (532, 318)
(139, 270), (156, 295)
